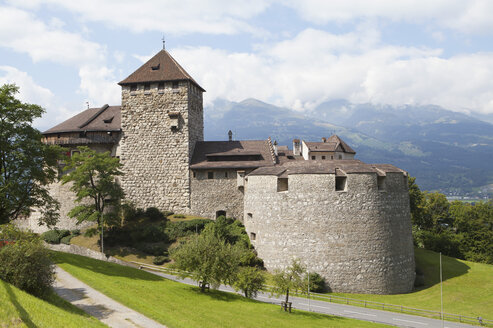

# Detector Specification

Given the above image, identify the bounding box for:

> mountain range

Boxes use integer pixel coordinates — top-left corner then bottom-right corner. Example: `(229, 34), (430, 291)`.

(204, 98), (493, 195)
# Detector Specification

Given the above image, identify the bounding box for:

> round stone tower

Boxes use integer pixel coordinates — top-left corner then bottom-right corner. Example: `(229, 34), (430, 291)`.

(118, 50), (204, 212)
(244, 162), (415, 294)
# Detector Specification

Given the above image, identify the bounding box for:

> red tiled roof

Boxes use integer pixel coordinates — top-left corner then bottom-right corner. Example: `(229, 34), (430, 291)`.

(118, 50), (205, 91)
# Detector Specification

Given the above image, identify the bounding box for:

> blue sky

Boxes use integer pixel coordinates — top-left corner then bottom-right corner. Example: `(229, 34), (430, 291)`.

(1, 0), (493, 130)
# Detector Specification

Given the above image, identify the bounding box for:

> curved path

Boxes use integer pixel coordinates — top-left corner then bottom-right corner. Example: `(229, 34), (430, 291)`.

(54, 266), (166, 328)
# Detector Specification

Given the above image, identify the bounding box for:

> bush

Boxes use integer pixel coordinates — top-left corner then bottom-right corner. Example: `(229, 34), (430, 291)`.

(414, 230), (463, 259)
(136, 243), (168, 256)
(173, 214), (186, 219)
(71, 229), (81, 236)
(58, 229), (70, 238)
(41, 230), (62, 244)
(0, 227), (54, 296)
(163, 211), (174, 218)
(153, 255), (170, 265)
(145, 207), (167, 221)
(60, 235), (73, 245)
(165, 219), (212, 241)
(308, 272), (328, 293)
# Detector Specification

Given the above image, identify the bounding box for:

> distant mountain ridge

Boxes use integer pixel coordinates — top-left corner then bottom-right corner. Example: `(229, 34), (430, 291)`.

(204, 98), (493, 194)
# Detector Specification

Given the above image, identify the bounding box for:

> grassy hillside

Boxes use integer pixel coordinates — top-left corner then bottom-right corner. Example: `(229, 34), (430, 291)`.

(0, 278), (106, 328)
(332, 248), (493, 318)
(53, 251), (388, 328)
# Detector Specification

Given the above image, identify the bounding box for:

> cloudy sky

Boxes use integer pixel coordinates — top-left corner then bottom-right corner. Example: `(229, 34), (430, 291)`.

(2, 0), (493, 130)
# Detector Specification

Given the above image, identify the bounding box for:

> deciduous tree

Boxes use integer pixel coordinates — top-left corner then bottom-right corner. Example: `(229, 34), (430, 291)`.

(0, 84), (61, 226)
(271, 259), (307, 311)
(62, 146), (123, 251)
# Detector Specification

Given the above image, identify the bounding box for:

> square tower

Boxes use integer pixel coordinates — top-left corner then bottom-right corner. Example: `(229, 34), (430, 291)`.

(118, 50), (204, 212)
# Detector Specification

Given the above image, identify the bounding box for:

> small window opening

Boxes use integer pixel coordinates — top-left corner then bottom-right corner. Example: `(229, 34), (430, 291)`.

(193, 171), (196, 178)
(287, 155), (294, 159)
(208, 172), (214, 179)
(130, 84), (137, 92)
(377, 176), (386, 191)
(331, 155), (334, 159)
(79, 131), (86, 138)
(151, 63), (160, 70)
(311, 156), (316, 160)
(247, 213), (253, 219)
(338, 155), (342, 159)
(158, 82), (164, 90)
(216, 210), (226, 218)
(322, 156), (326, 160)
(57, 134), (61, 138)
(224, 171), (228, 178)
(277, 177), (288, 192)
(71, 150), (80, 157)
(335, 176), (347, 191)
(144, 83), (150, 91)
(250, 232), (256, 241)
(172, 81), (179, 89)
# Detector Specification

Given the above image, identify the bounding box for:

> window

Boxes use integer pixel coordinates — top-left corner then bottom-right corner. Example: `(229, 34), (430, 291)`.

(377, 176), (386, 191)
(322, 156), (326, 160)
(331, 155), (334, 160)
(151, 63), (160, 70)
(250, 232), (256, 241)
(71, 150), (80, 157)
(208, 172), (214, 179)
(172, 81), (179, 89)
(335, 176), (347, 191)
(130, 84), (137, 92)
(144, 83), (150, 91)
(79, 131), (86, 138)
(247, 213), (253, 219)
(311, 156), (316, 160)
(158, 82), (164, 90)
(338, 155), (342, 159)
(216, 210), (226, 218)
(277, 178), (288, 192)
(224, 171), (228, 178)
(193, 171), (196, 178)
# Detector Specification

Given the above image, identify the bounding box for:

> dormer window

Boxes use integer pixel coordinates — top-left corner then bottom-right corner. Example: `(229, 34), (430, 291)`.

(103, 116), (114, 124)
(151, 63), (160, 70)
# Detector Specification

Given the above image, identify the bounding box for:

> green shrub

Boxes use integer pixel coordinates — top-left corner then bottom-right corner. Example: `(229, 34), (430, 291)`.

(58, 229), (70, 238)
(153, 255), (170, 265)
(136, 243), (168, 256)
(145, 207), (167, 221)
(308, 272), (328, 293)
(173, 214), (186, 219)
(0, 227), (54, 296)
(71, 229), (81, 236)
(60, 235), (73, 245)
(165, 219), (212, 241)
(163, 211), (174, 217)
(41, 230), (61, 244)
(414, 230), (463, 259)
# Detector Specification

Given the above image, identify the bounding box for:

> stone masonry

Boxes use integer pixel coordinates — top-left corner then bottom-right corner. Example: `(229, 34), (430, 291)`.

(244, 172), (415, 294)
(120, 81), (203, 212)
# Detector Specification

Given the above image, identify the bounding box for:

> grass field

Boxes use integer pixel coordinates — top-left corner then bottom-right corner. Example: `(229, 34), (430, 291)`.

(53, 251), (388, 328)
(0, 278), (106, 328)
(331, 248), (493, 318)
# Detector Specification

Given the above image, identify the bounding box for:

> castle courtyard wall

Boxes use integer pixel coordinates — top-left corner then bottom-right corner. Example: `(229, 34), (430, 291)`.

(244, 172), (415, 294)
(190, 169), (244, 220)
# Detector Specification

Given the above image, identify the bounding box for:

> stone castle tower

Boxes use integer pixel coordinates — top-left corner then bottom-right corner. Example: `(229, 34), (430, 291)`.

(118, 50), (205, 212)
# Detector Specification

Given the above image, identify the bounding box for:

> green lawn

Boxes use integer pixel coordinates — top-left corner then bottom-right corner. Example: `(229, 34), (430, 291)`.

(331, 248), (493, 318)
(0, 278), (106, 328)
(53, 251), (388, 328)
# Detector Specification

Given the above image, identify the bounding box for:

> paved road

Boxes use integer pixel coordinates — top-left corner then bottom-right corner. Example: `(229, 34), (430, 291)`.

(144, 268), (478, 328)
(54, 266), (166, 328)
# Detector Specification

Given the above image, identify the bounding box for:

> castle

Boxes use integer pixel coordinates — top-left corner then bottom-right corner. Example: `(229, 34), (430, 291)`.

(21, 49), (415, 294)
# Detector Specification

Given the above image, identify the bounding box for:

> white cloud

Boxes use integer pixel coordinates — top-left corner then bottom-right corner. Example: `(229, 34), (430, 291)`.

(173, 28), (493, 115)
(283, 0), (493, 34)
(8, 0), (272, 36)
(78, 65), (120, 107)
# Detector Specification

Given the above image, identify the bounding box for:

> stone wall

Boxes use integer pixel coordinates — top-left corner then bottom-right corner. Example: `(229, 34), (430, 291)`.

(190, 169), (244, 220)
(45, 243), (130, 266)
(244, 172), (415, 294)
(120, 81), (203, 213)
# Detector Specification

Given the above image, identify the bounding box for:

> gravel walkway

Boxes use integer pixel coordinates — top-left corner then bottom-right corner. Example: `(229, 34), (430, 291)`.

(54, 266), (166, 328)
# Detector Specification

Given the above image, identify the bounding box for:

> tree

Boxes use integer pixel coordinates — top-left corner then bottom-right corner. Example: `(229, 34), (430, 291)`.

(171, 229), (247, 291)
(233, 266), (265, 298)
(271, 259), (307, 311)
(0, 84), (61, 226)
(61, 146), (123, 252)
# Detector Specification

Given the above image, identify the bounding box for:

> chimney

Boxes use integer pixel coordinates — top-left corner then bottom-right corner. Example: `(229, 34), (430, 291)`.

(322, 137), (327, 143)
(228, 130), (233, 141)
(293, 139), (301, 156)
(273, 140), (278, 156)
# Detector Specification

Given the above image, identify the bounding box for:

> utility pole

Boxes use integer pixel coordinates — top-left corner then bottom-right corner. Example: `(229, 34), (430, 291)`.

(440, 252), (444, 328)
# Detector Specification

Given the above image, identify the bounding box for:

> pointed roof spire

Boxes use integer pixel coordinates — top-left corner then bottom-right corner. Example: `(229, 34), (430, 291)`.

(118, 49), (205, 91)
